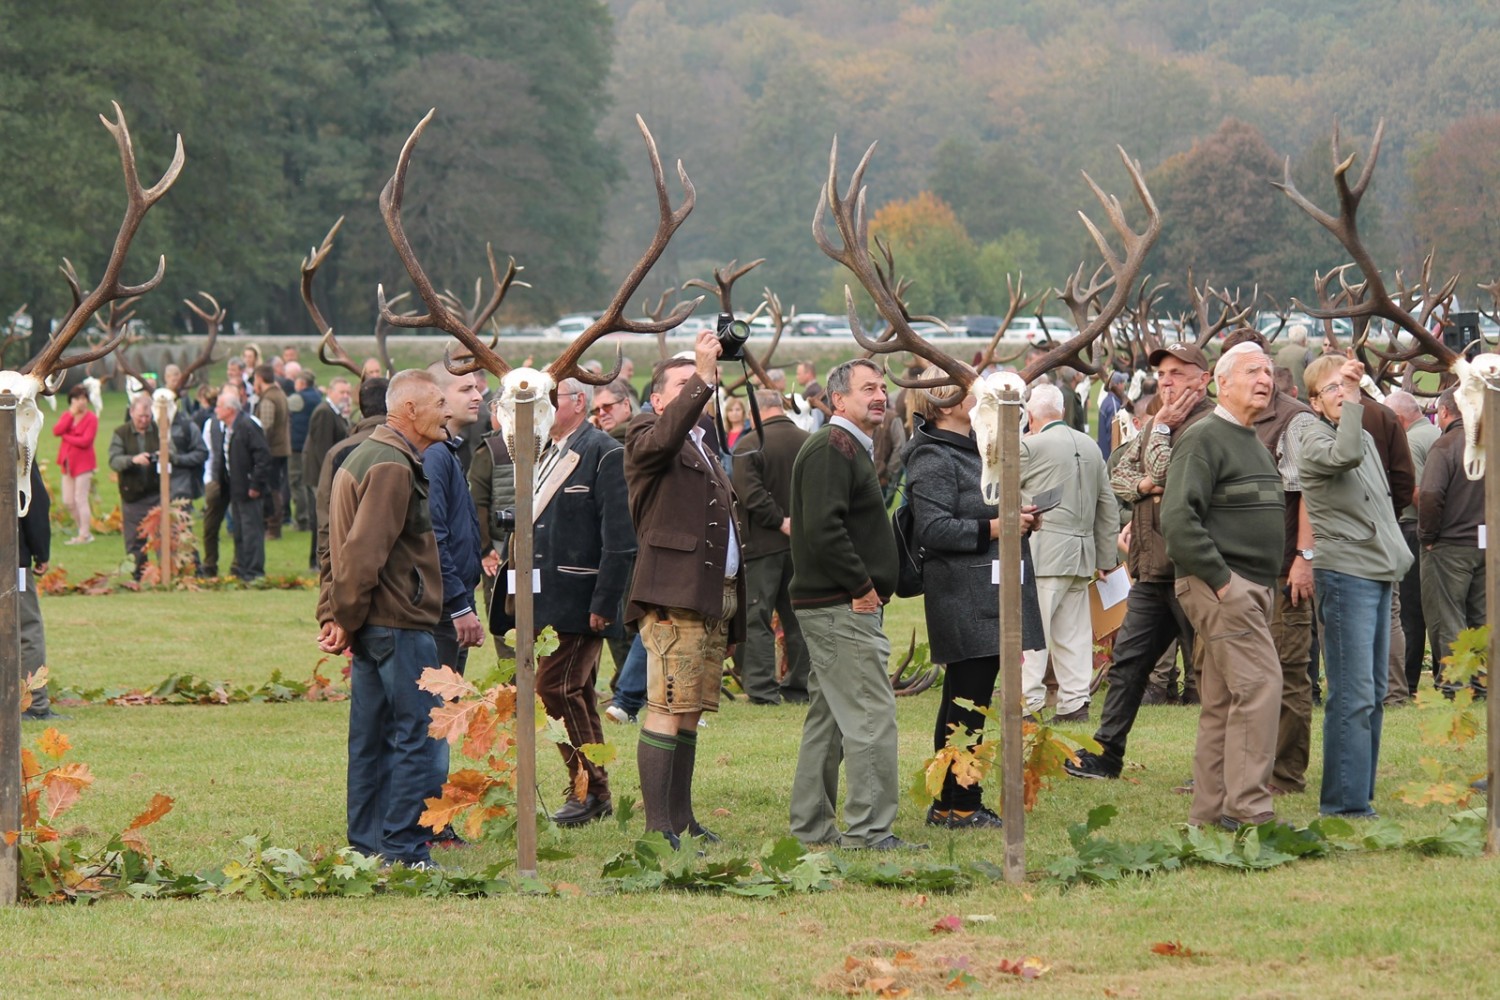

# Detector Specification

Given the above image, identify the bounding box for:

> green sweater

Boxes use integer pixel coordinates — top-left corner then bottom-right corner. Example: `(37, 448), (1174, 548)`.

(1161, 413), (1285, 590)
(789, 424), (899, 607)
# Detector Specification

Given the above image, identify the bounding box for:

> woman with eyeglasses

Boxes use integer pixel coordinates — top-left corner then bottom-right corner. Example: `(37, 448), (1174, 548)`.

(1297, 353), (1412, 818)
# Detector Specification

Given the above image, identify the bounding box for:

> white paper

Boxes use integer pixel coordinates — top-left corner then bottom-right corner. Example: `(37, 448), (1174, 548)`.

(1481, 525), (1487, 550)
(991, 560), (1025, 584)
(1095, 565), (1131, 610)
(507, 568), (542, 593)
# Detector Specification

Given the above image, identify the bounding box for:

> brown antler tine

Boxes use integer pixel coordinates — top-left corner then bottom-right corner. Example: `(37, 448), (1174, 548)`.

(179, 291), (225, 383)
(25, 105), (184, 380)
(300, 216), (360, 377)
(546, 116), (697, 386)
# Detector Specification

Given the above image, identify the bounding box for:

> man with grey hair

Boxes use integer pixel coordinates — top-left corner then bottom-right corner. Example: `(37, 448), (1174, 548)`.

(1019, 381), (1118, 722)
(108, 395), (164, 580)
(1163, 342), (1285, 829)
(1386, 390), (1440, 695)
(493, 374), (636, 826)
(732, 387), (812, 704)
(422, 362), (486, 675)
(211, 389), (272, 580)
(304, 376), (352, 569)
(789, 358), (911, 850)
(1276, 323), (1314, 399)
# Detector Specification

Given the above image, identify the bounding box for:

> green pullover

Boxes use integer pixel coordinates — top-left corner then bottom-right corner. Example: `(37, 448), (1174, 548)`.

(789, 424), (898, 608)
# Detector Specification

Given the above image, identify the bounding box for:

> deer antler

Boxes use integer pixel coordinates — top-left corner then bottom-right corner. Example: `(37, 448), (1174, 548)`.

(975, 273), (1042, 370)
(299, 216), (364, 378)
(21, 103), (184, 386)
(105, 300), (156, 393)
(641, 287), (678, 361)
(1273, 120), (1460, 374)
(179, 292), (225, 387)
(1185, 269), (1257, 347)
(725, 288), (795, 395)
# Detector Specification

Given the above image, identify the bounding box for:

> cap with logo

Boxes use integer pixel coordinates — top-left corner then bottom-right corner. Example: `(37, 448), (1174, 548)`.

(1147, 341), (1209, 371)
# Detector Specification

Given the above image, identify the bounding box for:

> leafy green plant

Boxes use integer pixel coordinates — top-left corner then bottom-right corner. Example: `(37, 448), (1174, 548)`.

(55, 661), (346, 706)
(1396, 624), (1488, 807)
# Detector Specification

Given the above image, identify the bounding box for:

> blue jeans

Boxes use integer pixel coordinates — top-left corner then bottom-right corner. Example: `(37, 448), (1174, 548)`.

(1314, 570), (1390, 816)
(347, 625), (446, 864)
(613, 634), (647, 717)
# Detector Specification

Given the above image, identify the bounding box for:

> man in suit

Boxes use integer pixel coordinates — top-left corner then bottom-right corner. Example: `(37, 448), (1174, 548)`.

(624, 333), (745, 849)
(493, 377), (637, 826)
(1019, 381), (1119, 723)
(213, 389), (272, 581)
(731, 388), (811, 704)
(303, 376), (351, 570)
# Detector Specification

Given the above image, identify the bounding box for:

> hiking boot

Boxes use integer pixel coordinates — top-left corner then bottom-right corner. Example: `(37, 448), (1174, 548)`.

(1064, 749), (1120, 780)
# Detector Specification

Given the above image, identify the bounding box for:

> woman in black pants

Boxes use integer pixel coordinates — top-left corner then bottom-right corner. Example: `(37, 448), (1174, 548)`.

(904, 374), (1042, 829)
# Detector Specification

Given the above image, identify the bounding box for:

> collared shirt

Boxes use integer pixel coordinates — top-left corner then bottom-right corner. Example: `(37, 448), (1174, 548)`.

(535, 425), (580, 496)
(829, 415), (875, 459)
(1213, 404), (1246, 428)
(689, 424), (740, 579)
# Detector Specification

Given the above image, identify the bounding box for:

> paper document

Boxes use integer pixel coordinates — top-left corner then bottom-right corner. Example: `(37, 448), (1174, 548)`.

(1094, 565), (1130, 610)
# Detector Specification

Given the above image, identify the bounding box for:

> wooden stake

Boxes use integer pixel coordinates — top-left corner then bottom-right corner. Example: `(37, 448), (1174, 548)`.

(1485, 386), (1500, 853)
(995, 389), (1025, 883)
(156, 405), (172, 588)
(0, 393), (20, 905)
(512, 392), (538, 878)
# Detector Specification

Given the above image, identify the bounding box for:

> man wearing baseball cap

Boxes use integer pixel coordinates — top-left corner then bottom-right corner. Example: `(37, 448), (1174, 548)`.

(1066, 340), (1214, 779)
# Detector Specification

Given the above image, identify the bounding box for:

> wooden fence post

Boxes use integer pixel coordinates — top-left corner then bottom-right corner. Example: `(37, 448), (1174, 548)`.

(1485, 386), (1500, 854)
(0, 394), (20, 905)
(511, 392), (538, 878)
(156, 405), (172, 588)
(995, 388), (1025, 883)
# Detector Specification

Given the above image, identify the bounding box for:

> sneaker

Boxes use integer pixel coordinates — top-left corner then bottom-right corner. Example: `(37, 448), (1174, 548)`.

(1218, 811), (1276, 831)
(860, 835), (928, 852)
(552, 792), (613, 828)
(687, 821), (720, 844)
(925, 804), (952, 828)
(604, 705), (634, 725)
(1052, 706), (1089, 724)
(946, 806), (1003, 830)
(1064, 749), (1120, 780)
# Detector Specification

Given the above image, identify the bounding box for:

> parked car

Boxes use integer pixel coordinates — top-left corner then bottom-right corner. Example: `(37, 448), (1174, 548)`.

(542, 313), (600, 339)
(949, 315), (1003, 339)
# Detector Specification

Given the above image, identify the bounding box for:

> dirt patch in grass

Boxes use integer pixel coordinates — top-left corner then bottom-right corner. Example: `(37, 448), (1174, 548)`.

(819, 936), (1051, 996)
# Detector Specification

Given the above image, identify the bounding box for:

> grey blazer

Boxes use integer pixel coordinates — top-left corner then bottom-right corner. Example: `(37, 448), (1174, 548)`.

(904, 418), (1043, 664)
(1019, 421), (1119, 579)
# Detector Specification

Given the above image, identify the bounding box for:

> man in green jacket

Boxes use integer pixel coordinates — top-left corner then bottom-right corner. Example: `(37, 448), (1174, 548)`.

(1162, 343), (1285, 830)
(788, 359), (915, 851)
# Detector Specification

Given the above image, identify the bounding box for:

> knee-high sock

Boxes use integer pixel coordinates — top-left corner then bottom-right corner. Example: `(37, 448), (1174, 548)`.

(637, 729), (677, 835)
(669, 730), (699, 835)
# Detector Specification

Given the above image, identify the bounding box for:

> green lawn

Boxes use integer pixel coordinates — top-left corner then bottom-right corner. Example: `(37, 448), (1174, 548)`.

(2, 387), (1495, 998)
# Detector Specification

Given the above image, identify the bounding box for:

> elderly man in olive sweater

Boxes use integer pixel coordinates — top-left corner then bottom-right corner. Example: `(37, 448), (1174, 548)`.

(1162, 343), (1286, 830)
(788, 359), (912, 851)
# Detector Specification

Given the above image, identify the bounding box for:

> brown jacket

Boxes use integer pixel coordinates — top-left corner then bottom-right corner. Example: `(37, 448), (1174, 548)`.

(326, 425), (441, 633)
(624, 374), (746, 641)
(1121, 400), (1214, 583)
(1418, 418), (1485, 547)
(257, 382), (292, 458)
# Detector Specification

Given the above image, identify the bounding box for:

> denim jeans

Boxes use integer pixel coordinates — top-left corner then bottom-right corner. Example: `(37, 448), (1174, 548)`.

(347, 625), (446, 864)
(1314, 569), (1390, 816)
(613, 634), (647, 717)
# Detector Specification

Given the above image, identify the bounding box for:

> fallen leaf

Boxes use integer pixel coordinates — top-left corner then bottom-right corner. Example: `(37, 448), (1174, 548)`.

(125, 793), (174, 831)
(902, 893), (929, 909)
(844, 955), (860, 972)
(931, 915), (963, 934)
(712, 807), (731, 817)
(997, 957), (1051, 980)
(1151, 941), (1195, 958)
(867, 978), (896, 993)
(891, 950), (920, 968)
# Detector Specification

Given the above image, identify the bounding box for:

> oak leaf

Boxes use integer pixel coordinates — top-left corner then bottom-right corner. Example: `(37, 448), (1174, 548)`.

(417, 665), (477, 702)
(21, 748), (39, 782)
(462, 805), (508, 841)
(42, 762), (94, 820)
(579, 742), (616, 766)
(489, 685), (517, 723)
(420, 790), (477, 835)
(126, 793), (174, 831)
(462, 704), (501, 759)
(1151, 941), (1195, 958)
(38, 728), (71, 760)
(931, 914), (963, 934)
(996, 957), (1050, 979)
(428, 700), (478, 745)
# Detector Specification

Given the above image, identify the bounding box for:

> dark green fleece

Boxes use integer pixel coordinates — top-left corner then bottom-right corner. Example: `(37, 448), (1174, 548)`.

(1161, 413), (1285, 590)
(789, 425), (898, 608)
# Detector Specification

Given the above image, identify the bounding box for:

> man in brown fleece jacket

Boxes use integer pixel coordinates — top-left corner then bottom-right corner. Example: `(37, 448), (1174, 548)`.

(317, 370), (450, 867)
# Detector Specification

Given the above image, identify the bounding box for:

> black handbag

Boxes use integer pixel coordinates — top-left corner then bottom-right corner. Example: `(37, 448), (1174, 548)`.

(891, 483), (924, 598)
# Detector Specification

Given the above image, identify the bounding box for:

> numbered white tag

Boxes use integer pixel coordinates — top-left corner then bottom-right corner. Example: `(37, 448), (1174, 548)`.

(17, 569), (26, 592)
(1480, 525), (1487, 550)
(507, 568), (542, 593)
(991, 561), (1025, 584)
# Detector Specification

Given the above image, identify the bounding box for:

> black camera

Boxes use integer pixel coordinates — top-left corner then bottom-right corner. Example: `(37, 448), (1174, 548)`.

(716, 312), (750, 362)
(493, 507), (516, 535)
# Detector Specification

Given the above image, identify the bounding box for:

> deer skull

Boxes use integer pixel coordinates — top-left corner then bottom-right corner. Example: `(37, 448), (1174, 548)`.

(1453, 353), (1500, 480)
(0, 371), (47, 515)
(79, 376), (104, 414)
(151, 386), (177, 428)
(972, 370), (1027, 505)
(494, 368), (555, 460)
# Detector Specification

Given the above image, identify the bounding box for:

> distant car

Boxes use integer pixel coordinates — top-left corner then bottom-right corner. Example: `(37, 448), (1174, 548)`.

(1255, 311), (1352, 343)
(1002, 316), (1071, 344)
(950, 315), (1002, 339)
(542, 313), (599, 339)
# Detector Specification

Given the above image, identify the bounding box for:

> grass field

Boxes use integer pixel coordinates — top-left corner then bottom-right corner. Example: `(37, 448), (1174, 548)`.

(2, 388), (1495, 998)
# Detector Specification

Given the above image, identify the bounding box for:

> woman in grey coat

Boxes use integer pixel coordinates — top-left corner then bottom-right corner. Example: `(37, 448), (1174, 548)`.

(904, 376), (1042, 830)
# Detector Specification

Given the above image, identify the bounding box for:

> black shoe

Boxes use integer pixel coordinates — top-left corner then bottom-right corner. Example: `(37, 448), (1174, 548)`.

(925, 804), (952, 828)
(1472, 778), (1489, 794)
(552, 793), (613, 828)
(1052, 706), (1089, 724)
(859, 835), (928, 851)
(1219, 811), (1276, 831)
(946, 806), (1003, 830)
(781, 691), (810, 705)
(1140, 684), (1171, 706)
(1064, 749), (1120, 780)
(687, 821), (720, 844)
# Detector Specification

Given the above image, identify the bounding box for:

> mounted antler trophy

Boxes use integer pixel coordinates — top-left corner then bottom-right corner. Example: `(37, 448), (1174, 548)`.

(814, 137), (1160, 503)
(3, 103), (183, 514)
(1273, 120), (1498, 478)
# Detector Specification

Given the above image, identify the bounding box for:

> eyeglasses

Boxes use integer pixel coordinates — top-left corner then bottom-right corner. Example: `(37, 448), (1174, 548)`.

(590, 399), (625, 417)
(1311, 383), (1343, 401)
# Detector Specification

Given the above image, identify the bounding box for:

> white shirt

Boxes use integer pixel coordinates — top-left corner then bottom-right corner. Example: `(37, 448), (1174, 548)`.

(689, 425), (740, 579)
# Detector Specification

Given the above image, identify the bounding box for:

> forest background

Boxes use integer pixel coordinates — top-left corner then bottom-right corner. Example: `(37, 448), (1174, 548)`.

(4, 0), (1500, 342)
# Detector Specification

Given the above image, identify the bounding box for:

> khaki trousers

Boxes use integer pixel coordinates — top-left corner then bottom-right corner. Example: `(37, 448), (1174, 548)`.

(1177, 573), (1282, 825)
(1028, 575), (1093, 716)
(1270, 579), (1315, 793)
(789, 604), (897, 847)
(1385, 588), (1409, 705)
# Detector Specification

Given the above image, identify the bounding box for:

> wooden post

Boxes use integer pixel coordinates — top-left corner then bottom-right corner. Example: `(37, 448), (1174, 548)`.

(995, 388), (1025, 883)
(0, 393), (20, 905)
(511, 391), (538, 877)
(1485, 386), (1500, 853)
(156, 404), (172, 588)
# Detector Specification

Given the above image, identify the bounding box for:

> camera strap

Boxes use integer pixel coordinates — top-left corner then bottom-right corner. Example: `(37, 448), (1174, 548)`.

(713, 360), (766, 458)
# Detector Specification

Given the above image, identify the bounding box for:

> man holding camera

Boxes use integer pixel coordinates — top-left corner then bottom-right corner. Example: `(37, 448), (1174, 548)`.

(492, 377), (637, 826)
(108, 395), (164, 580)
(625, 332), (745, 848)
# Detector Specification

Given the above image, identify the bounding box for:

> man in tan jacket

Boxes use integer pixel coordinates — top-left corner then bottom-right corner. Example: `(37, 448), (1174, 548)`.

(318, 370), (450, 868)
(254, 363), (292, 539)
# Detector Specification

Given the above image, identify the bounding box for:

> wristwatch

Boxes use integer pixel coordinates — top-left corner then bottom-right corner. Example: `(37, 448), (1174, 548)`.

(1151, 423), (1171, 436)
(1296, 548), (1315, 561)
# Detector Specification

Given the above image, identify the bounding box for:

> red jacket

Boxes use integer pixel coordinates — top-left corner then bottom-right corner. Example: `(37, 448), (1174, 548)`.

(53, 409), (98, 476)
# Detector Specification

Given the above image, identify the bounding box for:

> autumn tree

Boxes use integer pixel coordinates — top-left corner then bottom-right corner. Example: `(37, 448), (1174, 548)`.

(851, 192), (981, 318)
(1411, 114), (1500, 289)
